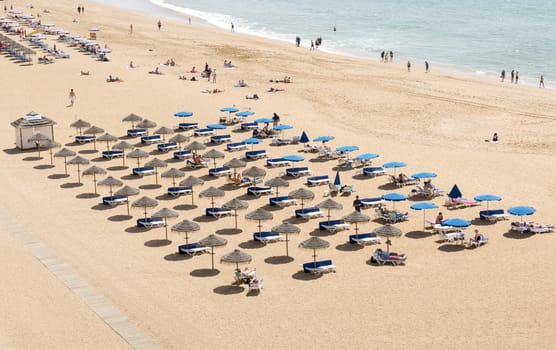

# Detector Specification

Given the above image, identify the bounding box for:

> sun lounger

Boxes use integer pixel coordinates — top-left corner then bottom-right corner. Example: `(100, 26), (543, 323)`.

(178, 122), (198, 131)
(286, 167), (311, 177)
(360, 197), (384, 208)
(241, 122), (259, 131)
(438, 231), (465, 242)
(362, 167), (386, 177)
(370, 249), (407, 265)
(349, 233), (381, 245)
(102, 195), (128, 206)
(178, 242), (210, 256)
(319, 149), (341, 159)
(127, 128), (147, 137)
(271, 137), (293, 146)
(295, 207), (324, 219)
(467, 236), (489, 248)
(307, 175), (329, 186)
(375, 208), (409, 224)
(269, 196), (297, 207)
(101, 150), (124, 159)
(210, 134), (232, 144)
(140, 135), (162, 144)
(227, 142), (248, 151)
(208, 167), (232, 177)
(431, 224), (461, 233)
(301, 259), (336, 274)
(132, 166), (155, 176)
(479, 209), (509, 222)
(193, 128), (214, 137)
(445, 197), (481, 208)
(157, 142), (178, 152)
(266, 158), (291, 167)
(186, 159), (210, 168)
(167, 186), (192, 197)
(75, 135), (96, 144)
(388, 175), (419, 187)
(253, 231), (284, 244)
(510, 222), (554, 234)
(248, 279), (264, 292)
(136, 217), (165, 228)
(245, 150), (268, 160)
(247, 186), (273, 196)
(205, 207), (233, 218)
(319, 220), (350, 233)
(173, 150), (193, 159)
(409, 186), (444, 199)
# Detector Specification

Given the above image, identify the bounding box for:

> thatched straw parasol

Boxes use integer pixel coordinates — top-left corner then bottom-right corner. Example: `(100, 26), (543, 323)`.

(222, 198), (249, 229)
(151, 207), (179, 241)
(223, 158), (247, 175)
(112, 140), (134, 167)
(96, 133), (118, 150)
(131, 196), (158, 219)
(245, 208), (273, 234)
(299, 236), (330, 266)
(161, 168), (185, 187)
(180, 176), (205, 205)
(82, 165), (107, 194)
(169, 133), (190, 150)
(67, 155), (90, 183)
(70, 119), (90, 136)
(198, 234), (228, 270)
(114, 185), (140, 216)
(54, 148), (76, 174)
(373, 225), (402, 252)
(27, 131), (50, 159)
(42, 139), (61, 165)
(171, 219), (200, 245)
(316, 198), (343, 225)
(83, 125), (104, 151)
(271, 222), (300, 257)
(288, 188), (315, 209)
(144, 157), (168, 185)
(199, 186), (225, 210)
(97, 176), (123, 196)
(242, 166), (266, 183)
(127, 148), (149, 168)
(221, 249), (252, 270)
(137, 119), (157, 134)
(203, 149), (225, 169)
(265, 177), (289, 196)
(342, 211), (370, 238)
(154, 126), (174, 142)
(122, 113), (143, 128)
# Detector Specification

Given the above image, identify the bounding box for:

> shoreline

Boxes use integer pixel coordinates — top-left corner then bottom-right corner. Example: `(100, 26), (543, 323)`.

(89, 0), (552, 89)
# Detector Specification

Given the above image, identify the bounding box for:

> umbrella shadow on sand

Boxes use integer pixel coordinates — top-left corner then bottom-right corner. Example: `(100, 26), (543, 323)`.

(125, 225), (149, 234)
(213, 285), (245, 295)
(33, 164), (55, 170)
(503, 231), (534, 239)
(90, 203), (115, 211)
(107, 166), (128, 171)
(163, 252), (192, 262)
(377, 183), (398, 191)
(216, 228), (243, 235)
(437, 244), (465, 252)
(139, 184), (162, 190)
(292, 271), (322, 281)
(405, 230), (432, 239)
(108, 214), (132, 222)
(23, 156), (42, 161)
(144, 239), (172, 247)
(173, 204), (197, 211)
(264, 256), (294, 265)
(238, 240), (265, 250)
(48, 173), (70, 179)
(192, 215), (217, 223)
(76, 193), (100, 199)
(60, 182), (83, 189)
(78, 149), (98, 155)
(470, 218), (496, 226)
(190, 268), (220, 277)
(335, 242), (364, 252)
(308, 228), (336, 237)
(120, 174), (140, 180)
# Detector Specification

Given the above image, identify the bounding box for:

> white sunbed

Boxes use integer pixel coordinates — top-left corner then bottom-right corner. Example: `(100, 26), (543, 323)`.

(438, 231), (465, 242)
(248, 279), (264, 292)
(320, 222), (350, 233)
(349, 233), (381, 245)
(266, 158), (291, 167)
(467, 237), (489, 248)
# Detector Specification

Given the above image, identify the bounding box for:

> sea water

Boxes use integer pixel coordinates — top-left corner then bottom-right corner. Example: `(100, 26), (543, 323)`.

(91, 0), (556, 87)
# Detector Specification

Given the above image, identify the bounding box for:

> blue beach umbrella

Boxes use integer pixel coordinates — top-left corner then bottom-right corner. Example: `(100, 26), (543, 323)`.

(283, 155), (304, 162)
(314, 135), (335, 143)
(242, 137), (261, 145)
(274, 124), (293, 131)
(383, 161), (407, 176)
(410, 202), (439, 228)
(411, 172), (437, 179)
(207, 124), (227, 130)
(334, 171), (341, 186)
(336, 145), (359, 153)
(236, 110), (255, 117)
(382, 192), (407, 209)
(254, 117), (273, 124)
(442, 218), (471, 228)
(447, 184), (463, 199)
(220, 107), (239, 113)
(174, 111), (193, 117)
(355, 153), (379, 161)
(474, 194), (502, 210)
(299, 131), (310, 144)
(508, 206), (536, 222)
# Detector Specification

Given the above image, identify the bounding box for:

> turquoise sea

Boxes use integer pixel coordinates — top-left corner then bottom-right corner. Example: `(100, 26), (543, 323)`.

(91, 0), (556, 87)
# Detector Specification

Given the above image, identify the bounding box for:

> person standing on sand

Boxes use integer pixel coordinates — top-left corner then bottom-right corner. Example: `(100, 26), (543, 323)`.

(510, 70), (515, 83)
(500, 69), (505, 82)
(425, 61), (429, 72)
(130, 24), (133, 34)
(212, 69), (216, 83)
(77, 6), (81, 14)
(231, 22), (234, 32)
(157, 20), (161, 30)
(539, 75), (544, 88)
(353, 195), (362, 212)
(407, 61), (411, 72)
(389, 51), (393, 62)
(515, 71), (519, 84)
(68, 89), (76, 106)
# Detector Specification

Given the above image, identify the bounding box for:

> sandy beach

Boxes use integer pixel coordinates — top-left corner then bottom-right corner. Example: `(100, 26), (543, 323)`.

(1, 0), (555, 349)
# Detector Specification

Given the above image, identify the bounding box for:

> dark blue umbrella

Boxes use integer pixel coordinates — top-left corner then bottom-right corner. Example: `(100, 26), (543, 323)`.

(274, 124), (293, 131)
(334, 171), (341, 186)
(174, 111), (193, 117)
(207, 123), (227, 129)
(314, 135), (335, 142)
(355, 153), (379, 161)
(299, 131), (310, 143)
(254, 117), (273, 124)
(442, 218), (471, 228)
(220, 107), (239, 113)
(412, 172), (437, 179)
(447, 184), (463, 199)
(283, 155), (304, 162)
(382, 192), (407, 209)
(508, 206), (536, 222)
(410, 202), (439, 228)
(235, 111), (255, 117)
(474, 194), (502, 210)
(336, 145), (359, 153)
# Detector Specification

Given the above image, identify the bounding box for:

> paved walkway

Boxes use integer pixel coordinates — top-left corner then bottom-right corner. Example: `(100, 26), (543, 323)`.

(0, 208), (158, 350)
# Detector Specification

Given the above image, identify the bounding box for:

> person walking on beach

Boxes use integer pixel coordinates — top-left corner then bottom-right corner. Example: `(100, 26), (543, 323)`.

(353, 195), (362, 212)
(295, 36), (301, 47)
(500, 69), (505, 82)
(511, 70), (515, 84)
(407, 61), (411, 72)
(130, 23), (133, 34)
(77, 6), (81, 14)
(539, 75), (544, 88)
(68, 89), (76, 106)
(381, 51), (385, 63)
(212, 69), (216, 83)
(425, 61), (429, 72)
(231, 22), (234, 32)
(515, 71), (519, 84)
(310, 40), (314, 50)
(389, 51), (394, 62)
(157, 20), (161, 30)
